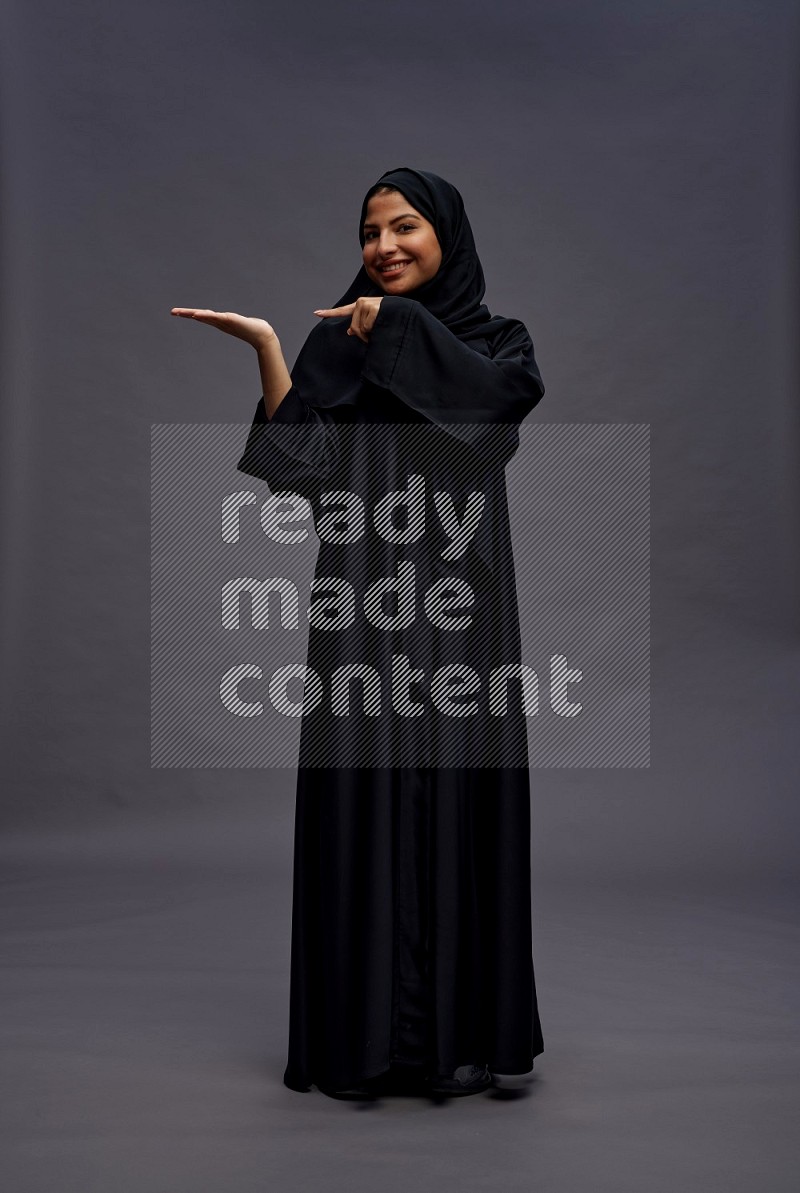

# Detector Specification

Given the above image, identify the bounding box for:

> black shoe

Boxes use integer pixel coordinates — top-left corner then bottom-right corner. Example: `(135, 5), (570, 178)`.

(428, 1064), (492, 1097)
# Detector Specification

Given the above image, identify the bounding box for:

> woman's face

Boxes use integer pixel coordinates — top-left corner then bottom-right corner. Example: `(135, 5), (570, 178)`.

(362, 190), (442, 295)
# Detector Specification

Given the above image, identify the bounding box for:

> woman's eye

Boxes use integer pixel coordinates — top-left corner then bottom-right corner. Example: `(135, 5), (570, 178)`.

(364, 225), (417, 240)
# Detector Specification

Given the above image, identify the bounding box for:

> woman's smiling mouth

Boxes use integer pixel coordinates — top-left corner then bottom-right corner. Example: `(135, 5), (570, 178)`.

(378, 259), (412, 276)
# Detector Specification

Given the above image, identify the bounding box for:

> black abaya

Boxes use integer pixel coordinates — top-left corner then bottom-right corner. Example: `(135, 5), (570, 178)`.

(236, 169), (546, 1092)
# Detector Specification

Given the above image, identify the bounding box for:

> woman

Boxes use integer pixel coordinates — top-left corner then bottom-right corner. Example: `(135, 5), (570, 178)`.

(172, 167), (546, 1099)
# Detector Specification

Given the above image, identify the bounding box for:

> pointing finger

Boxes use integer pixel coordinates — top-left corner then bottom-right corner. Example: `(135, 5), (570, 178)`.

(313, 304), (356, 317)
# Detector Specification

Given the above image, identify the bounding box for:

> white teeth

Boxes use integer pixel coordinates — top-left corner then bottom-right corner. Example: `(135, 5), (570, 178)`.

(381, 261), (409, 272)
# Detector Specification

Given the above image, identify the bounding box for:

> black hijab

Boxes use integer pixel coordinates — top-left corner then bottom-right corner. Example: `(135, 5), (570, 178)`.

(289, 166), (521, 411)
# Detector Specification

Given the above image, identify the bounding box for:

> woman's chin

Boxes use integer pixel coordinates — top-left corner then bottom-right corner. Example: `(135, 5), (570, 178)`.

(378, 278), (417, 296)
(369, 269), (417, 296)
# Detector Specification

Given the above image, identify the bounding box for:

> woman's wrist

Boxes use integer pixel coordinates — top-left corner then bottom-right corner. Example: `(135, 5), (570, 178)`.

(254, 330), (280, 353)
(256, 334), (292, 419)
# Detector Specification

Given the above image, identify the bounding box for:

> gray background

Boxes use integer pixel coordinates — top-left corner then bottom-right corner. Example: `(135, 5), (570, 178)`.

(1, 1), (798, 1190)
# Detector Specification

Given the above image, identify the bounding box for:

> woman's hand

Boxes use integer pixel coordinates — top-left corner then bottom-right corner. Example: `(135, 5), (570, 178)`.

(172, 307), (292, 419)
(313, 297), (383, 343)
(170, 308), (276, 350)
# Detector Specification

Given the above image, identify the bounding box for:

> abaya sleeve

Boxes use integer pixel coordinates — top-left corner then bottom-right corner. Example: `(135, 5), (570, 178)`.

(362, 296), (544, 459)
(236, 386), (340, 498)
(236, 292), (544, 492)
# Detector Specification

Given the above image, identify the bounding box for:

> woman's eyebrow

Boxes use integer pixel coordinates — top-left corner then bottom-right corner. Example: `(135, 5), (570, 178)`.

(362, 213), (420, 230)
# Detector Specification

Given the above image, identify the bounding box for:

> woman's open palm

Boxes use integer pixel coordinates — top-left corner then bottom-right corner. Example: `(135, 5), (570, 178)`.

(171, 308), (275, 349)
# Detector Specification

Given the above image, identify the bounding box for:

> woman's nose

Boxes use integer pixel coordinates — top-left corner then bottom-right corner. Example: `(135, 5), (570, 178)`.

(377, 230), (398, 255)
